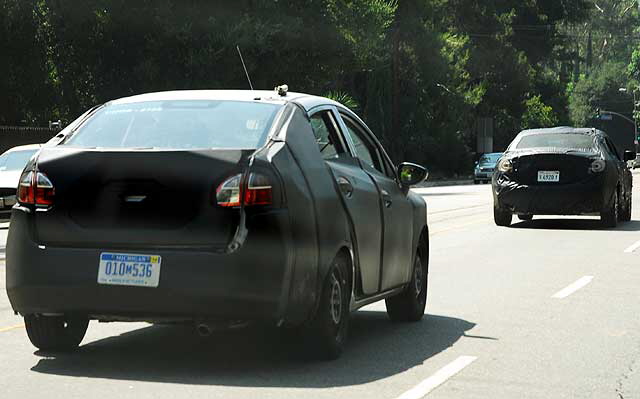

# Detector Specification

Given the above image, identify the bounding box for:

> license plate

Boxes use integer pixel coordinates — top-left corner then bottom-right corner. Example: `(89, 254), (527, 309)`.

(537, 171), (560, 182)
(97, 252), (161, 287)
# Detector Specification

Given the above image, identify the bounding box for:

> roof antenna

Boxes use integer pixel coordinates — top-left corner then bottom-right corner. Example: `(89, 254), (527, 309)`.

(236, 45), (254, 91)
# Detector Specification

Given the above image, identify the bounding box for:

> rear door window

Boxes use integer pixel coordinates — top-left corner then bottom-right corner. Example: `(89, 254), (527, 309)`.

(64, 100), (281, 149)
(309, 111), (346, 159)
(340, 115), (392, 177)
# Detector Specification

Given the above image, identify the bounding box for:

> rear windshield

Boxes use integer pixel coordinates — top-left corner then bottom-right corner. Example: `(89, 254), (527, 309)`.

(515, 133), (596, 151)
(0, 150), (37, 171)
(64, 100), (281, 149)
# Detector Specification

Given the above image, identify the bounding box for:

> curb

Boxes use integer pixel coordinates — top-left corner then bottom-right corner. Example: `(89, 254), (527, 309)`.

(415, 179), (474, 188)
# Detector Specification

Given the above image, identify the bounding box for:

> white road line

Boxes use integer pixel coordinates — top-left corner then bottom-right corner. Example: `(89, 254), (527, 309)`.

(624, 239), (640, 253)
(396, 356), (477, 399)
(552, 276), (594, 299)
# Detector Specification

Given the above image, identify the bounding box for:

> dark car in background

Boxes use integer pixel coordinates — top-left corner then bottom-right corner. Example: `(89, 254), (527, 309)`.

(6, 89), (430, 360)
(474, 152), (503, 184)
(492, 127), (634, 227)
(0, 144), (42, 219)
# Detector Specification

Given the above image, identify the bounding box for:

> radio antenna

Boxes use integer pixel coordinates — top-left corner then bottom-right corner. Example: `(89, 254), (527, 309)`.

(236, 45), (254, 91)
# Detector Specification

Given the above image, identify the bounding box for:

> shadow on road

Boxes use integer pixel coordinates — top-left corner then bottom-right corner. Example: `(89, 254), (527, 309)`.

(511, 219), (640, 231)
(30, 312), (477, 387)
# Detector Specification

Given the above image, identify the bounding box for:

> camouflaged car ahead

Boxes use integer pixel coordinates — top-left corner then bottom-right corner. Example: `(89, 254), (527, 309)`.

(492, 127), (634, 228)
(6, 89), (430, 359)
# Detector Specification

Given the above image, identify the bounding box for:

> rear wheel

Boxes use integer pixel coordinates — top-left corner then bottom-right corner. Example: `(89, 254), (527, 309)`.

(601, 190), (618, 228)
(24, 314), (89, 352)
(518, 214), (533, 221)
(494, 206), (512, 227)
(307, 255), (350, 360)
(386, 246), (428, 322)
(474, 180), (479, 185)
(620, 190), (632, 222)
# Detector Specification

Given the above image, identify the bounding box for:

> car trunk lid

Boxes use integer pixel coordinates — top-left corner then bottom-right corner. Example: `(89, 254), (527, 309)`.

(33, 147), (254, 249)
(511, 152), (596, 185)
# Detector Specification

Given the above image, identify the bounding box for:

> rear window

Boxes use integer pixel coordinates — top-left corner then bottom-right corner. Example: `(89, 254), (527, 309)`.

(0, 150), (37, 171)
(515, 133), (596, 151)
(64, 100), (281, 149)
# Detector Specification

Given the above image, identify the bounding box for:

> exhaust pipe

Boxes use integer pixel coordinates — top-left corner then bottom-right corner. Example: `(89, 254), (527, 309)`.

(196, 323), (212, 337)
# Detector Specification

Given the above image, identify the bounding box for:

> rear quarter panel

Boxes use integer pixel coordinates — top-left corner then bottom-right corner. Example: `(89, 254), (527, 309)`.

(272, 104), (351, 323)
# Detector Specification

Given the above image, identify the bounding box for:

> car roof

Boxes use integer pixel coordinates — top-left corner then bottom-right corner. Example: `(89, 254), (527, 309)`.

(518, 126), (603, 136)
(2, 144), (43, 154)
(109, 89), (344, 113)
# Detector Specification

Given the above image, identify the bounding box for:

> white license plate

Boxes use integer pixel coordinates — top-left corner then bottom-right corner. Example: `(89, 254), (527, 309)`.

(97, 252), (162, 287)
(537, 171), (560, 182)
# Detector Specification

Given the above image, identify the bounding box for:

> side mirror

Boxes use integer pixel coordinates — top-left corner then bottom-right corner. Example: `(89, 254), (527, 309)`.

(397, 162), (428, 187)
(623, 150), (636, 162)
(474, 161), (478, 165)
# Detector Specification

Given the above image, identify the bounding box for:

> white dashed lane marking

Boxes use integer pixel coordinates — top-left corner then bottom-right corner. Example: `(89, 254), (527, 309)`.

(395, 356), (477, 399)
(551, 276), (594, 299)
(624, 239), (640, 253)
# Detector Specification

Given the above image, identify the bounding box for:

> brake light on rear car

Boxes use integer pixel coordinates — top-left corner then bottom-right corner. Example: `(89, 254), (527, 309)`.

(590, 159), (606, 173)
(245, 173), (273, 206)
(17, 170), (55, 206)
(216, 173), (273, 207)
(17, 171), (34, 204)
(497, 159), (512, 173)
(216, 174), (242, 207)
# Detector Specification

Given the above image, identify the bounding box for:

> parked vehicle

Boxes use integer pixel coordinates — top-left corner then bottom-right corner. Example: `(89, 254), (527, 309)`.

(6, 89), (430, 359)
(0, 144), (42, 220)
(492, 127), (634, 227)
(474, 152), (503, 184)
(633, 153), (640, 169)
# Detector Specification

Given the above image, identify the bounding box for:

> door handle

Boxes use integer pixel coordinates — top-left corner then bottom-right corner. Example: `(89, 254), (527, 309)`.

(337, 176), (354, 198)
(381, 189), (392, 208)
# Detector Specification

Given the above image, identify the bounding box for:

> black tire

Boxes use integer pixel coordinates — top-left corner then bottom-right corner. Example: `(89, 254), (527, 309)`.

(601, 190), (618, 228)
(494, 206), (512, 226)
(307, 255), (350, 360)
(474, 180), (479, 185)
(620, 190), (632, 222)
(518, 214), (533, 221)
(24, 314), (89, 352)
(385, 246), (428, 322)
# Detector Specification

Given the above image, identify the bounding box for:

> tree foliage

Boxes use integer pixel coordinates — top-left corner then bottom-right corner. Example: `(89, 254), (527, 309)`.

(0, 0), (620, 175)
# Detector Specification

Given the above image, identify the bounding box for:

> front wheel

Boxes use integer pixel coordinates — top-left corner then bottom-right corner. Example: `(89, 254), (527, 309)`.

(306, 256), (350, 360)
(24, 314), (89, 352)
(386, 246), (428, 322)
(601, 190), (618, 228)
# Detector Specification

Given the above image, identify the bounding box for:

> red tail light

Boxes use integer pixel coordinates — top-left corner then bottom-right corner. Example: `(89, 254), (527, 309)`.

(215, 173), (273, 207)
(17, 171), (35, 204)
(17, 170), (55, 206)
(245, 173), (273, 206)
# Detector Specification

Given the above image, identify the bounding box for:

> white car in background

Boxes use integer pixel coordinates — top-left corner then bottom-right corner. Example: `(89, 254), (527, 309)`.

(0, 144), (42, 219)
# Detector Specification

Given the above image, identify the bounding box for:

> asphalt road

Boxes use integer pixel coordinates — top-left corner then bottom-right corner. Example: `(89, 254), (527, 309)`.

(2, 174), (640, 398)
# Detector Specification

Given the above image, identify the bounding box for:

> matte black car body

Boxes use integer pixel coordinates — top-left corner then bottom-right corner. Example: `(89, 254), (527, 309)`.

(493, 127), (633, 226)
(6, 90), (429, 354)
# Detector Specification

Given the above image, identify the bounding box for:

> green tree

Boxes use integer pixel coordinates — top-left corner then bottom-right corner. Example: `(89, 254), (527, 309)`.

(521, 95), (559, 129)
(569, 62), (630, 126)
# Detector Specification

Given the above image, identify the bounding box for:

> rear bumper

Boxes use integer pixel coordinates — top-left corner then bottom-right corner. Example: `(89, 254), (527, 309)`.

(6, 208), (310, 324)
(493, 174), (609, 215)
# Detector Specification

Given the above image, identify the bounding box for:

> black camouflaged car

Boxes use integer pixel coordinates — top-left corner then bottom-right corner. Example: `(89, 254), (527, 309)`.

(493, 127), (634, 227)
(6, 89), (430, 359)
